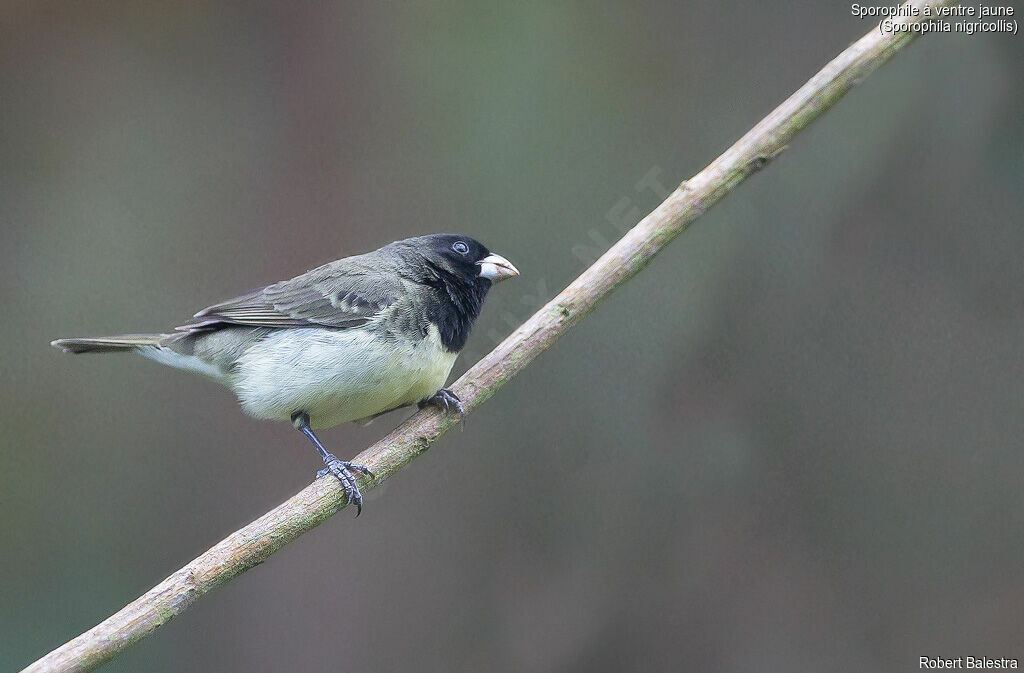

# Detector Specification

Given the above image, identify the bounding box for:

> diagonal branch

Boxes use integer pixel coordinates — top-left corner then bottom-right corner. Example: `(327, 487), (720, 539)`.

(22, 2), (959, 671)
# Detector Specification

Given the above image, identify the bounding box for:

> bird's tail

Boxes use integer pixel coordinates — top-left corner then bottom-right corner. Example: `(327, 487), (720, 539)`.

(51, 334), (170, 354)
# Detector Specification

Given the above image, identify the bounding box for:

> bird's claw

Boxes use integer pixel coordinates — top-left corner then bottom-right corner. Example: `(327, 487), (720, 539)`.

(316, 453), (374, 515)
(421, 388), (465, 426)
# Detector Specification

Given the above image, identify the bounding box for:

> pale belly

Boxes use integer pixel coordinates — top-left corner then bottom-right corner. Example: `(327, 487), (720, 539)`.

(227, 325), (458, 429)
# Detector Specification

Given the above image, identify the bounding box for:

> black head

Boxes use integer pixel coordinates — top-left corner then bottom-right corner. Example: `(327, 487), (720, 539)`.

(399, 233), (519, 286)
(415, 234), (491, 281)
(394, 233), (519, 352)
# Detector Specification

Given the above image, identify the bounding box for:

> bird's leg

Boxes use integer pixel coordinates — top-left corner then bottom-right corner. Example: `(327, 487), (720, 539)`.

(419, 388), (465, 425)
(291, 411), (374, 516)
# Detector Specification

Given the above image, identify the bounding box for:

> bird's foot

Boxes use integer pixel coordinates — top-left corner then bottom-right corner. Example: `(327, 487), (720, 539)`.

(420, 388), (465, 424)
(316, 454), (375, 515)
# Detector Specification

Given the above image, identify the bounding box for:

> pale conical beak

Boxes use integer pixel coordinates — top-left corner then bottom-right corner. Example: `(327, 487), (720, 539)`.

(477, 253), (519, 282)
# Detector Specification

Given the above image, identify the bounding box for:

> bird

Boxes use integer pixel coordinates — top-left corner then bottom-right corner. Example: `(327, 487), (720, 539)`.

(52, 233), (519, 513)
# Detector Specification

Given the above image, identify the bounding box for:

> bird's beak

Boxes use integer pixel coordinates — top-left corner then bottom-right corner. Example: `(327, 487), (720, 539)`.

(476, 253), (519, 282)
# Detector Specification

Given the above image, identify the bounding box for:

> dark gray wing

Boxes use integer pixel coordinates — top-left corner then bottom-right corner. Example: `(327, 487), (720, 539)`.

(178, 257), (403, 331)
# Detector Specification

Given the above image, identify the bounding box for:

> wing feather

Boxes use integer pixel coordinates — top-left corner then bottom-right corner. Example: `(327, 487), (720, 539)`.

(178, 257), (402, 331)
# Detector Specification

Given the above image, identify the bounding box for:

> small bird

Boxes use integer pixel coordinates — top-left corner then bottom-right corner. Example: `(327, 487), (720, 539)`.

(52, 234), (519, 513)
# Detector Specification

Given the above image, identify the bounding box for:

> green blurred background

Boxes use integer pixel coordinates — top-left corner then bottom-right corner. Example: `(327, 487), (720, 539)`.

(2, 2), (1023, 671)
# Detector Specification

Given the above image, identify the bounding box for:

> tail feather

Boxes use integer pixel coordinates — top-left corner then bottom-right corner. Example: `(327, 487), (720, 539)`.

(51, 334), (170, 354)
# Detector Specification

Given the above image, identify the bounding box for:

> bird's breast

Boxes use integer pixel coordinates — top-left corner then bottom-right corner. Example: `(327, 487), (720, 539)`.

(227, 323), (457, 428)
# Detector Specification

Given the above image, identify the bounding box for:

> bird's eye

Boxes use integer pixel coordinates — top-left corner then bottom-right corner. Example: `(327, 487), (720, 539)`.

(452, 241), (469, 255)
